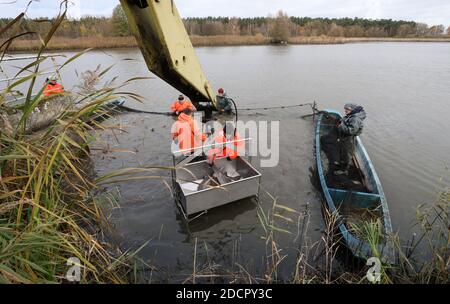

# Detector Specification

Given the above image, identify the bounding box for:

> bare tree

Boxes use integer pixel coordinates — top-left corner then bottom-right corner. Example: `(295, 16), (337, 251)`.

(415, 23), (429, 36)
(397, 24), (416, 37)
(428, 24), (445, 36)
(111, 4), (130, 36)
(365, 26), (386, 37)
(345, 25), (364, 37)
(304, 20), (328, 36)
(328, 23), (345, 37)
(225, 18), (241, 36)
(268, 11), (290, 43)
(183, 20), (200, 35)
(202, 21), (225, 36)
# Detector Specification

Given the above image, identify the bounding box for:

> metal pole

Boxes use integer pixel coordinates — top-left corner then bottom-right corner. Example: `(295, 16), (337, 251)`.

(173, 138), (250, 155)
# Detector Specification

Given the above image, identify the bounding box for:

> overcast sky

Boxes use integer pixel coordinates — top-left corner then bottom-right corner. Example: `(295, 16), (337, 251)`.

(2, 0), (449, 27)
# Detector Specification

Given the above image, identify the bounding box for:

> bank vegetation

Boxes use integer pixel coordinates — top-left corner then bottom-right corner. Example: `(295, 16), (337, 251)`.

(2, 5), (450, 51)
(0, 3), (150, 283)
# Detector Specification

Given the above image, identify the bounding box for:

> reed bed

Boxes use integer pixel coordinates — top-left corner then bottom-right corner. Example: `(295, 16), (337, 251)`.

(0, 82), (139, 283)
(7, 35), (450, 52)
(0, 68), (146, 283)
(289, 36), (450, 44)
(7, 35), (268, 52)
(8, 36), (138, 52)
(0, 4), (153, 283)
(343, 37), (450, 43)
(184, 186), (448, 284)
(190, 34), (268, 46)
(288, 36), (347, 44)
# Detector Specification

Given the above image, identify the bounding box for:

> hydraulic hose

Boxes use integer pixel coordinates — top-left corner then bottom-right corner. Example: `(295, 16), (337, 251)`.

(229, 98), (238, 136)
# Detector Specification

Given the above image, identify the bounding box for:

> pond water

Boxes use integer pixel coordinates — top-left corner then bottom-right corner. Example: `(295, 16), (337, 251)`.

(3, 43), (449, 281)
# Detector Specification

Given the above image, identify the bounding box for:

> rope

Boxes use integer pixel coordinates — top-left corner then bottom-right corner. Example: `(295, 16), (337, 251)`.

(114, 101), (320, 117)
(237, 102), (315, 111)
(229, 98), (238, 136)
(116, 104), (172, 116)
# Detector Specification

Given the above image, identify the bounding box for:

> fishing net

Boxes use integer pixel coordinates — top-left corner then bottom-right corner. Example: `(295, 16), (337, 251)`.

(319, 114), (369, 192)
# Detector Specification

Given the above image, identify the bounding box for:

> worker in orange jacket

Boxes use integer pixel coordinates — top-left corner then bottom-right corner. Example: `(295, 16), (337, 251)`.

(170, 94), (196, 115)
(172, 108), (206, 153)
(43, 75), (64, 97)
(207, 122), (243, 164)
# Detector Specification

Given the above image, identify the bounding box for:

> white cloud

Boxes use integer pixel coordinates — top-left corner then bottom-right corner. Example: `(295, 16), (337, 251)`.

(68, 0), (82, 19)
(365, 0), (383, 20)
(0, 0), (448, 27)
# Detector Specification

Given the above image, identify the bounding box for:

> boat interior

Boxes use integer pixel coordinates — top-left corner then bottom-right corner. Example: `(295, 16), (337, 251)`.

(318, 113), (385, 234)
(176, 157), (260, 195)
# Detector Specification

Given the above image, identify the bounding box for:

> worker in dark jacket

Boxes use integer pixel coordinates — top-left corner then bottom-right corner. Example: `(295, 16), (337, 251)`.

(335, 103), (366, 175)
(216, 88), (233, 114)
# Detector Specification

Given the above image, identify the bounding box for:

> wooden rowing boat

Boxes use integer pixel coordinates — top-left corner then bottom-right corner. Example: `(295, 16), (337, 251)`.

(315, 109), (395, 263)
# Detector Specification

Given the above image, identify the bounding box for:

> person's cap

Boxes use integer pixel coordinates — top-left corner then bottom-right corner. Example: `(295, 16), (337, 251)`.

(48, 74), (58, 82)
(218, 88), (224, 94)
(344, 103), (358, 111)
(178, 95), (184, 101)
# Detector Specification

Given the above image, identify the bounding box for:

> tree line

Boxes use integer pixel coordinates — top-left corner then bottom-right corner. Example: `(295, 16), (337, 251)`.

(1, 5), (449, 42)
(184, 13), (449, 40)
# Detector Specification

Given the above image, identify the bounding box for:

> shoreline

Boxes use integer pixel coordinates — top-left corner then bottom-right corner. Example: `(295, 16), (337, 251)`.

(5, 35), (450, 52)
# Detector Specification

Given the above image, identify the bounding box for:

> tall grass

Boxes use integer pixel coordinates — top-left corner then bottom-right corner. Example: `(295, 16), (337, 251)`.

(0, 70), (142, 283)
(7, 35), (268, 52)
(288, 36), (346, 44)
(0, 3), (150, 283)
(190, 34), (268, 46)
(8, 36), (138, 52)
(394, 189), (449, 283)
(256, 190), (298, 283)
(185, 186), (448, 284)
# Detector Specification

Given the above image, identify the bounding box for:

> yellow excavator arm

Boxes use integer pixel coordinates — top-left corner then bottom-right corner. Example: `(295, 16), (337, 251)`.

(120, 0), (218, 108)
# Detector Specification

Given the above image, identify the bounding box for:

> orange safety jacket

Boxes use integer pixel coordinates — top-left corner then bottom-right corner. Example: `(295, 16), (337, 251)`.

(170, 100), (194, 114)
(207, 130), (243, 162)
(172, 113), (206, 152)
(43, 83), (64, 97)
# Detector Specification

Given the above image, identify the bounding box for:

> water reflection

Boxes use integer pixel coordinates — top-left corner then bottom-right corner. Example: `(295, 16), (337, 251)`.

(180, 197), (258, 240)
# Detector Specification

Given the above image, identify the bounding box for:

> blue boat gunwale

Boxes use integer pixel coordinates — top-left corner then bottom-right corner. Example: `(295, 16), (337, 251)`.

(315, 109), (394, 262)
(328, 188), (381, 198)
